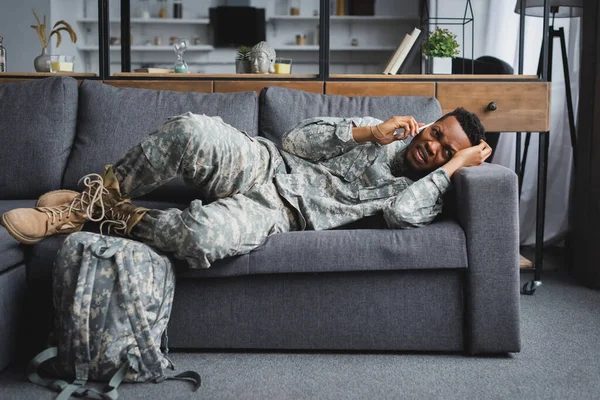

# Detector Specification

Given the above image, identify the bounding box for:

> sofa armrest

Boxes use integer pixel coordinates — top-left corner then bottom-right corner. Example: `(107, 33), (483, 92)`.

(453, 163), (521, 354)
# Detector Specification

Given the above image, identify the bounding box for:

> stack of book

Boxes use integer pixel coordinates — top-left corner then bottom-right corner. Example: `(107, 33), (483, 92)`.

(383, 27), (424, 75)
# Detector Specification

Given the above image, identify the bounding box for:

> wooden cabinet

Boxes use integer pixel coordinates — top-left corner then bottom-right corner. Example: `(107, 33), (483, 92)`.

(326, 82), (435, 97)
(437, 82), (550, 133)
(105, 80), (212, 93)
(0, 74), (551, 135)
(213, 81), (324, 94)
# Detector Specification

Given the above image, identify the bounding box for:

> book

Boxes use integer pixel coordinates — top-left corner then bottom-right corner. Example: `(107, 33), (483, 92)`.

(383, 33), (412, 75)
(133, 68), (174, 73)
(398, 29), (424, 74)
(387, 27), (422, 75)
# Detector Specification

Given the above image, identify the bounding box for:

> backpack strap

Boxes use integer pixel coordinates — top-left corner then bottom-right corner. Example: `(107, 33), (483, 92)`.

(166, 371), (202, 391)
(112, 246), (165, 378)
(27, 347), (103, 400)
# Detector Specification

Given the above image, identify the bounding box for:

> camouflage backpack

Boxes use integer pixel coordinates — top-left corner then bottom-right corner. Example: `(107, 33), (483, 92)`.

(27, 232), (200, 399)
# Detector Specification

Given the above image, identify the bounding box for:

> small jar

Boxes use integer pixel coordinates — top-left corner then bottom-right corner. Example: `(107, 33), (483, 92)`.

(157, 0), (168, 18)
(296, 34), (306, 46)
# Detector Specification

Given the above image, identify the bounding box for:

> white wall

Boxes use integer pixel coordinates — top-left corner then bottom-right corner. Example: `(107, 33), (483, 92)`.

(0, 0), (51, 72)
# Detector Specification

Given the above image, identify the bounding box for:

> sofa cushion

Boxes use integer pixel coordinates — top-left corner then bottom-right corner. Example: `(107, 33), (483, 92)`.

(259, 86), (443, 147)
(62, 81), (259, 202)
(0, 77), (78, 199)
(177, 219), (467, 279)
(0, 200), (36, 274)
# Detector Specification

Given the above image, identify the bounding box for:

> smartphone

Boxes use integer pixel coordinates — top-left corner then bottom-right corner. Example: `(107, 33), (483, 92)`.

(418, 121), (434, 133)
(393, 121), (434, 136)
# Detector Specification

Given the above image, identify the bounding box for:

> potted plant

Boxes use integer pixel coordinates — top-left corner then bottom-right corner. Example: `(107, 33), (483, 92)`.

(421, 27), (459, 74)
(235, 46), (252, 74)
(31, 9), (78, 72)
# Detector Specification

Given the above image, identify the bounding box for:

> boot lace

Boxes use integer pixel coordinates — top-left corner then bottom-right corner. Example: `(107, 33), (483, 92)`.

(99, 201), (132, 235)
(38, 173), (109, 225)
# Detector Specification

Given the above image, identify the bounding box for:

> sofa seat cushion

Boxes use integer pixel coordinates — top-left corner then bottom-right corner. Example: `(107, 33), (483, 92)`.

(63, 81), (259, 203)
(259, 86), (443, 147)
(0, 200), (35, 274)
(177, 219), (468, 279)
(0, 77), (78, 199)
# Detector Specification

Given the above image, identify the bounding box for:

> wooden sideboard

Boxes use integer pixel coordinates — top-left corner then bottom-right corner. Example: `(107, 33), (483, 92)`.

(0, 73), (550, 134)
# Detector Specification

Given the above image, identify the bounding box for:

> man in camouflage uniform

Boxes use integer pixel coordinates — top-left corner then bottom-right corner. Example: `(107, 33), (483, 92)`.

(1, 109), (491, 269)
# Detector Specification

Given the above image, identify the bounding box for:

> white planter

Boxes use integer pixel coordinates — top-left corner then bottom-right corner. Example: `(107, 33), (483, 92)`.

(428, 57), (453, 74)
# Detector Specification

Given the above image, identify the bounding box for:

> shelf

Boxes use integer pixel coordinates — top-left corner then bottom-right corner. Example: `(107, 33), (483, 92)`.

(78, 45), (214, 52)
(274, 45), (395, 51)
(0, 72), (97, 77)
(112, 72), (318, 79)
(329, 74), (542, 80)
(268, 15), (417, 21)
(77, 17), (210, 24)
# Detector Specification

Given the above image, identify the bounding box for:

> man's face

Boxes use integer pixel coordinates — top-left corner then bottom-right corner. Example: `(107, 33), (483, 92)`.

(405, 116), (472, 173)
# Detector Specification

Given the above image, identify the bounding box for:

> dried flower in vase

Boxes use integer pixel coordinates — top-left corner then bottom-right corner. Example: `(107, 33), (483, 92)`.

(31, 9), (78, 49)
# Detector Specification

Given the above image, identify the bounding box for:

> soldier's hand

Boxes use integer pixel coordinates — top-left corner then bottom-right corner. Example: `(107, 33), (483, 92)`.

(454, 140), (492, 167)
(371, 116), (425, 145)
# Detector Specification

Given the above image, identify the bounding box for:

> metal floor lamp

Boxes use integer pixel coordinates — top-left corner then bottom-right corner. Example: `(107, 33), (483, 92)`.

(515, 0), (582, 295)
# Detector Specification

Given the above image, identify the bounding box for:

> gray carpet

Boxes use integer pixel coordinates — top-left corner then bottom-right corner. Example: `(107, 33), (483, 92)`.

(1, 268), (599, 400)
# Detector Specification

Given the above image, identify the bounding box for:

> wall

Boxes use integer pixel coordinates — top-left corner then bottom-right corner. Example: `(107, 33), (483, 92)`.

(0, 0), (51, 73)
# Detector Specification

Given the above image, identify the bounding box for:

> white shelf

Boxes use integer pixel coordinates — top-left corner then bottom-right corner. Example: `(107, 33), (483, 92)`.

(274, 45), (395, 51)
(77, 17), (210, 24)
(268, 15), (417, 21)
(78, 45), (214, 52)
(274, 45), (320, 51)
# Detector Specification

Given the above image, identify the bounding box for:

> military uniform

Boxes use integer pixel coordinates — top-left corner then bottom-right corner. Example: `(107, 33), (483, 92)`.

(112, 113), (451, 269)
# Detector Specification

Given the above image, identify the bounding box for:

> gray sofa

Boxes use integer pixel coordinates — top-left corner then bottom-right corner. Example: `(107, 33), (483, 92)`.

(0, 76), (521, 370)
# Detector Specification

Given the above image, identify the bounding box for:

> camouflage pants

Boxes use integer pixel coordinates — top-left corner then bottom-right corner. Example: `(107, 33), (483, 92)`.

(112, 113), (298, 269)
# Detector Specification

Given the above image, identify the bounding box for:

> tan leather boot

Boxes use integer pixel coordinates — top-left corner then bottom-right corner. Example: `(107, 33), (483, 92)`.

(35, 189), (79, 207)
(1, 166), (122, 245)
(101, 200), (149, 236)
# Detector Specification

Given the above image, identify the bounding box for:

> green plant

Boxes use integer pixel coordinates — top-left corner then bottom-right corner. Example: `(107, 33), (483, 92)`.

(235, 46), (251, 61)
(421, 27), (459, 58)
(31, 9), (77, 49)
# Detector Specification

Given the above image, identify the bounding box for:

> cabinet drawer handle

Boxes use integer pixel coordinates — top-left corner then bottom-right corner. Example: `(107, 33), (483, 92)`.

(487, 102), (498, 111)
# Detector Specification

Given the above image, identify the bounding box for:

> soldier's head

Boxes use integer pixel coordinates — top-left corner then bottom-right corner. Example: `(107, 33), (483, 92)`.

(405, 107), (486, 174)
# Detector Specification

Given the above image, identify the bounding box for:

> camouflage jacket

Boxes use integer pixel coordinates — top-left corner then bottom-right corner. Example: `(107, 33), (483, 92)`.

(272, 117), (451, 230)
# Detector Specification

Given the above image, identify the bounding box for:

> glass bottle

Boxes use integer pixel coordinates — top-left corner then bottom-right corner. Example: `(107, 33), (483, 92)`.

(157, 0), (168, 18)
(0, 36), (5, 72)
(140, 0), (151, 19)
(173, 0), (183, 19)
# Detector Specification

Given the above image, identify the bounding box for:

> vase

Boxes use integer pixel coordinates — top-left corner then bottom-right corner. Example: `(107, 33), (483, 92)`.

(428, 57), (453, 74)
(235, 60), (251, 74)
(34, 47), (51, 72)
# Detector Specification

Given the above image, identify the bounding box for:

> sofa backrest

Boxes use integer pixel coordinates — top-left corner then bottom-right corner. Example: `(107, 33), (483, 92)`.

(0, 77), (78, 200)
(258, 86), (443, 147)
(62, 81), (259, 202)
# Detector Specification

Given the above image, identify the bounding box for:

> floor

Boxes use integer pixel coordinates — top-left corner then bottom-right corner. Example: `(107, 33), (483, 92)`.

(1, 246), (598, 400)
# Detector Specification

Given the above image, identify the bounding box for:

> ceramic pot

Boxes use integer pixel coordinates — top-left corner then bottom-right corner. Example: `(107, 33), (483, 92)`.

(235, 59), (251, 74)
(34, 47), (51, 72)
(428, 57), (453, 74)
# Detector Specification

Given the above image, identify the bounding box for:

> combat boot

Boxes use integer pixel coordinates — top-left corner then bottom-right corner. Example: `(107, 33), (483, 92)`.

(35, 189), (79, 207)
(101, 199), (149, 237)
(1, 166), (123, 245)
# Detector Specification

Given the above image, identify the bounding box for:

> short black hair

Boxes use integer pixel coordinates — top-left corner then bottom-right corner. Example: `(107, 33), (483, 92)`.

(437, 107), (486, 146)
